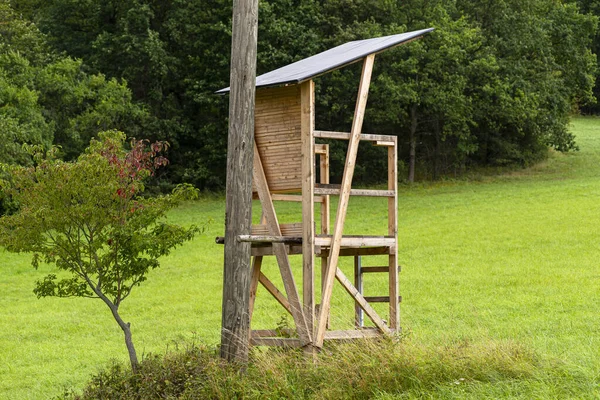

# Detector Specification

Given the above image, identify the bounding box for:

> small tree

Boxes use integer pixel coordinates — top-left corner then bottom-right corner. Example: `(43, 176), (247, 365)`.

(0, 130), (199, 371)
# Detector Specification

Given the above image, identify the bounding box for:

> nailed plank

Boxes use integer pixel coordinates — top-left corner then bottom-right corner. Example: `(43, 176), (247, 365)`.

(316, 246), (391, 257)
(313, 187), (395, 197)
(271, 194), (302, 202)
(251, 244), (303, 256)
(250, 337), (303, 347)
(314, 130), (396, 143)
(314, 235), (396, 248)
(236, 235), (394, 248)
(253, 144), (312, 345)
(316, 54), (376, 348)
(244, 244), (392, 257)
(324, 328), (381, 340)
(252, 223), (303, 236)
(238, 235), (302, 244)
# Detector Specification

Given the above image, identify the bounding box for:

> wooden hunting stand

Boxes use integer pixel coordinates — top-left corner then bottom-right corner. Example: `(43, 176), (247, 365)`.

(218, 28), (433, 350)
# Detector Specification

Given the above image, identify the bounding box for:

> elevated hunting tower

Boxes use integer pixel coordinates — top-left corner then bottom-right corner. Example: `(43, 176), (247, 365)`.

(218, 28), (433, 349)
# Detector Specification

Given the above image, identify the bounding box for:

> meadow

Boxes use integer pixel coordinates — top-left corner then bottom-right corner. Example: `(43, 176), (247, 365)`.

(1, 117), (600, 399)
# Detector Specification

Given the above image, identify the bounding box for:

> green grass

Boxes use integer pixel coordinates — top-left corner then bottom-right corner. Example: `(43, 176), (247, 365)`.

(2, 117), (600, 399)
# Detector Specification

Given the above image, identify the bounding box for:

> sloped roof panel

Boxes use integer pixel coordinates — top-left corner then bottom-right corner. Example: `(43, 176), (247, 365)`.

(217, 28), (434, 93)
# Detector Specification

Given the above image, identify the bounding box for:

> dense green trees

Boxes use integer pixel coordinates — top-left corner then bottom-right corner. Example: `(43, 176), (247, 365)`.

(3, 0), (599, 185)
(0, 1), (148, 166)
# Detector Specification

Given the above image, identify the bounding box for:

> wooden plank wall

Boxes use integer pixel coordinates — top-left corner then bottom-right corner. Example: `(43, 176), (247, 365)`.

(254, 85), (302, 193)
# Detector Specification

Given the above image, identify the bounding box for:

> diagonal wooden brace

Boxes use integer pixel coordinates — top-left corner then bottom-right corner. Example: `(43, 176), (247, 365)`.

(335, 267), (391, 334)
(252, 144), (312, 345)
(315, 54), (375, 347)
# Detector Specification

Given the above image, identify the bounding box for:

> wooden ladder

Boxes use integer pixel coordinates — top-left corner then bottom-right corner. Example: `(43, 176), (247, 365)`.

(353, 255), (402, 328)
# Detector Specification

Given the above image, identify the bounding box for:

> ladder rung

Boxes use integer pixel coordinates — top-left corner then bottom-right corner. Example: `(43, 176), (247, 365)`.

(361, 266), (388, 273)
(363, 295), (402, 303)
(360, 265), (401, 274)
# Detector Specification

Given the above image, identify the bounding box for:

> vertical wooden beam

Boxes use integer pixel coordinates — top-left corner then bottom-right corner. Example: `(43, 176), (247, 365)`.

(221, 0), (258, 363)
(388, 138), (400, 330)
(319, 144), (330, 236)
(316, 54), (376, 347)
(319, 144), (330, 329)
(248, 256), (262, 325)
(249, 212), (267, 325)
(354, 256), (363, 328)
(301, 80), (315, 339)
(253, 144), (312, 345)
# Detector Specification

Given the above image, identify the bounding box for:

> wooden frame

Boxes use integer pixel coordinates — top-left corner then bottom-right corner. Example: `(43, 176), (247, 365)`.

(220, 53), (402, 350)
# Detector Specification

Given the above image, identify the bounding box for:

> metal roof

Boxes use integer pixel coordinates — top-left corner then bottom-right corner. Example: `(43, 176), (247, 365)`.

(216, 28), (434, 93)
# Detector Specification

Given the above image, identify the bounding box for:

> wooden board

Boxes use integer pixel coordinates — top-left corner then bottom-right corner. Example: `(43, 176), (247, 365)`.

(252, 223), (303, 236)
(314, 235), (396, 248)
(254, 85), (302, 192)
(314, 130), (397, 143)
(387, 139), (400, 331)
(301, 80), (315, 339)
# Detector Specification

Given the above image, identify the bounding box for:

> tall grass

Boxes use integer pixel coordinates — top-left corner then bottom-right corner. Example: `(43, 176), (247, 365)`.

(63, 338), (590, 399)
(2, 117), (600, 398)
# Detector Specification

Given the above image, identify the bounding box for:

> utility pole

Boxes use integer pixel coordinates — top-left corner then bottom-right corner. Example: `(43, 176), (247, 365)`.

(221, 0), (259, 363)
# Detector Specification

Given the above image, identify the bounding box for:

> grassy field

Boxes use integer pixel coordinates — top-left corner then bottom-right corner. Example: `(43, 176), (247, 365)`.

(2, 117), (600, 399)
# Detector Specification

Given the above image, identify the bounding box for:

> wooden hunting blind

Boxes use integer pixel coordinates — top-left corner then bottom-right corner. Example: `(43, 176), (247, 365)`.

(218, 28), (433, 349)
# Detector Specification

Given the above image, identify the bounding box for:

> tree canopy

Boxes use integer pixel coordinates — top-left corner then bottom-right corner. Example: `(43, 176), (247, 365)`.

(3, 0), (599, 185)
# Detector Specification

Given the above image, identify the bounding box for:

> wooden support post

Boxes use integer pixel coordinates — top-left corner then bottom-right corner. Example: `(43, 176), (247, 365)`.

(316, 54), (375, 347)
(301, 80), (315, 339)
(388, 138), (399, 331)
(319, 144), (330, 329)
(221, 0), (258, 363)
(248, 256), (263, 325)
(319, 144), (330, 236)
(253, 144), (312, 345)
(354, 256), (364, 328)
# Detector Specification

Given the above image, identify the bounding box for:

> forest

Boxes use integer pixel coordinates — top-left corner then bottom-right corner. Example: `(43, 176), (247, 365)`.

(1, 0), (599, 191)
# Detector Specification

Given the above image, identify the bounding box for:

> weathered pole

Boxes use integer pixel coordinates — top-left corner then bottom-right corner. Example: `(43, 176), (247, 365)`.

(221, 0), (258, 363)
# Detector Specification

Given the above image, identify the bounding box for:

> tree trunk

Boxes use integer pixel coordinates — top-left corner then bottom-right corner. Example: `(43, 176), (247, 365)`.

(120, 321), (138, 372)
(221, 0), (258, 364)
(96, 292), (139, 372)
(408, 104), (418, 183)
(108, 304), (138, 371)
